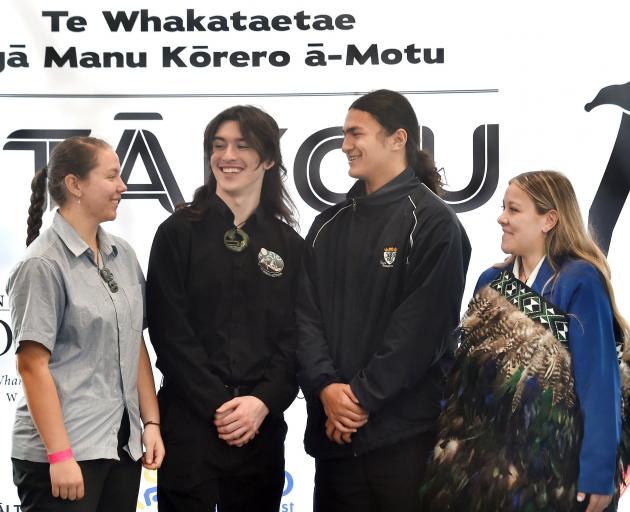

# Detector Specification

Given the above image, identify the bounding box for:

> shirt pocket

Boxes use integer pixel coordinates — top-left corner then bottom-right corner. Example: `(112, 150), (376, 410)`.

(69, 282), (111, 331)
(122, 283), (144, 332)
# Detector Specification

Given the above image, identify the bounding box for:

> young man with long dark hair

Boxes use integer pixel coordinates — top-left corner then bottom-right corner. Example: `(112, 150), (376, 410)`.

(297, 90), (471, 511)
(147, 106), (303, 511)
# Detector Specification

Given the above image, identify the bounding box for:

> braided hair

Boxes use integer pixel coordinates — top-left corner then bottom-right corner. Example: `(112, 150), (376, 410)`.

(26, 136), (111, 246)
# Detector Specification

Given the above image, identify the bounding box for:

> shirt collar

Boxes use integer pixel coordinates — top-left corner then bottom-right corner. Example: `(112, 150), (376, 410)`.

(208, 194), (266, 226)
(97, 226), (117, 257)
(51, 211), (117, 258)
(512, 255), (546, 287)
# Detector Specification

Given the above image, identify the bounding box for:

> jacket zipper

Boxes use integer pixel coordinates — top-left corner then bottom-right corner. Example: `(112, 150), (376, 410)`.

(350, 193), (360, 460)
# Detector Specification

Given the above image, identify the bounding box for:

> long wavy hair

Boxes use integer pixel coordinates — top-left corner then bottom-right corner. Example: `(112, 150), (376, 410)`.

(350, 89), (443, 196)
(179, 105), (297, 227)
(26, 136), (111, 246)
(511, 170), (630, 356)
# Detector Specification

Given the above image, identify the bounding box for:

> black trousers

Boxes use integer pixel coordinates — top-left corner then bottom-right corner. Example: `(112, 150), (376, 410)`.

(157, 466), (285, 512)
(156, 386), (287, 512)
(12, 411), (142, 512)
(314, 430), (436, 512)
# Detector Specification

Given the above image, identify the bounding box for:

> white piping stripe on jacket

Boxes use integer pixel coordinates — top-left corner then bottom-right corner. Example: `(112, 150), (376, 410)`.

(311, 203), (354, 248)
(407, 195), (419, 264)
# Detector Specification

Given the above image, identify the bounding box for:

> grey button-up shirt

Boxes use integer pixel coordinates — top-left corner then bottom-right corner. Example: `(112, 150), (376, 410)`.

(6, 212), (144, 462)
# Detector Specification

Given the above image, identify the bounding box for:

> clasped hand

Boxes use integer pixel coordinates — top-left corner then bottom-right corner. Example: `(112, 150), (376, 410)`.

(320, 383), (368, 445)
(214, 396), (269, 447)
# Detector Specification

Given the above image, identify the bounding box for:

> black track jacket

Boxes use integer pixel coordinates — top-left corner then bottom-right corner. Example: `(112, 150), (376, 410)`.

(297, 168), (471, 459)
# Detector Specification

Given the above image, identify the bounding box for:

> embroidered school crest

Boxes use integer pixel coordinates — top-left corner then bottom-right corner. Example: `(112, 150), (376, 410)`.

(258, 248), (284, 277)
(380, 246), (398, 268)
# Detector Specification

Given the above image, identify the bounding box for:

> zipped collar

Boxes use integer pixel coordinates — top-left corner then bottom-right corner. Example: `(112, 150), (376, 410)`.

(312, 168), (421, 248)
(346, 167), (420, 207)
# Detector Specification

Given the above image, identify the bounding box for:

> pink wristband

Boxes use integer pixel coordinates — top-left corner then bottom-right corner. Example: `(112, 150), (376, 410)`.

(47, 448), (73, 464)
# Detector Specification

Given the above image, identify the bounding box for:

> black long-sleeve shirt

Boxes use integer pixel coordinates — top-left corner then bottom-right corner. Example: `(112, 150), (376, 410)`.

(146, 195), (303, 424)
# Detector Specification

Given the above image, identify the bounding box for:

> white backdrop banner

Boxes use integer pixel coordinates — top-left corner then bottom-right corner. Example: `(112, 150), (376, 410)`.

(1, 1), (629, 510)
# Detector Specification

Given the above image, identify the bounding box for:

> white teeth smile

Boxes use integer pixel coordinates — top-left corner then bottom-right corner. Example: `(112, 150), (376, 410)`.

(348, 156), (360, 162)
(221, 167), (243, 174)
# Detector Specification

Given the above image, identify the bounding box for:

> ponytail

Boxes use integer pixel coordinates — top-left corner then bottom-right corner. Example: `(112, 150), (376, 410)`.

(26, 167), (48, 246)
(410, 148), (443, 197)
(350, 89), (444, 197)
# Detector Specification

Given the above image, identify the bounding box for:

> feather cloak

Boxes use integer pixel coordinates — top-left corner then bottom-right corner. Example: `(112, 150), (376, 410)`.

(420, 273), (583, 511)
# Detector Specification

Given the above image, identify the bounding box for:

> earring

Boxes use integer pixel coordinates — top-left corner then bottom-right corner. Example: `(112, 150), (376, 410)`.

(77, 196), (81, 205)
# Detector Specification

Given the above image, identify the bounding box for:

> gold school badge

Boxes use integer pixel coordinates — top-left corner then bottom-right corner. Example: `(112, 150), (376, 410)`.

(380, 246), (398, 268)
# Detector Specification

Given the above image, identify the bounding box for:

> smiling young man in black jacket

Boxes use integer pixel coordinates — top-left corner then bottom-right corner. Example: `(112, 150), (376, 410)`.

(147, 106), (303, 512)
(296, 90), (471, 511)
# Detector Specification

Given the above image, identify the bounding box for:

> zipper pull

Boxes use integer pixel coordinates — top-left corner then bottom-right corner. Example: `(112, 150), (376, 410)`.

(352, 197), (357, 211)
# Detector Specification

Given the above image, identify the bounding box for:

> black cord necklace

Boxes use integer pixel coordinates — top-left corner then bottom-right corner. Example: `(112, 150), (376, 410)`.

(97, 250), (119, 293)
(223, 220), (249, 252)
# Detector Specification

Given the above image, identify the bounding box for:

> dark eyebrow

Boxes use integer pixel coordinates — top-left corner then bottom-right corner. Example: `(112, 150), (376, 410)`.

(212, 136), (247, 143)
(342, 126), (361, 136)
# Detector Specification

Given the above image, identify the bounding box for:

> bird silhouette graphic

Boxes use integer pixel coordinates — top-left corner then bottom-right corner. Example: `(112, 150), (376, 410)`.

(585, 82), (630, 254)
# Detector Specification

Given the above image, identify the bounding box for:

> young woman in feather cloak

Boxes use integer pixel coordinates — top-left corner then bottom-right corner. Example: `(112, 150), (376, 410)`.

(420, 170), (630, 512)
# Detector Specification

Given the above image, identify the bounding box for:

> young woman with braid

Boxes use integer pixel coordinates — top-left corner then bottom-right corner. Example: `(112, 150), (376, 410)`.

(421, 171), (629, 512)
(6, 136), (164, 511)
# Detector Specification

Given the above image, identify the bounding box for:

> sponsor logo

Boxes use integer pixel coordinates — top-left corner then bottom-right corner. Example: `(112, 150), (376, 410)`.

(0, 503), (21, 512)
(0, 310), (13, 358)
(281, 470), (295, 512)
(136, 468), (158, 510)
(135, 468), (295, 510)
(0, 373), (21, 403)
(258, 248), (284, 277)
(380, 246), (397, 268)
(0, 302), (21, 401)
(283, 470), (294, 496)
